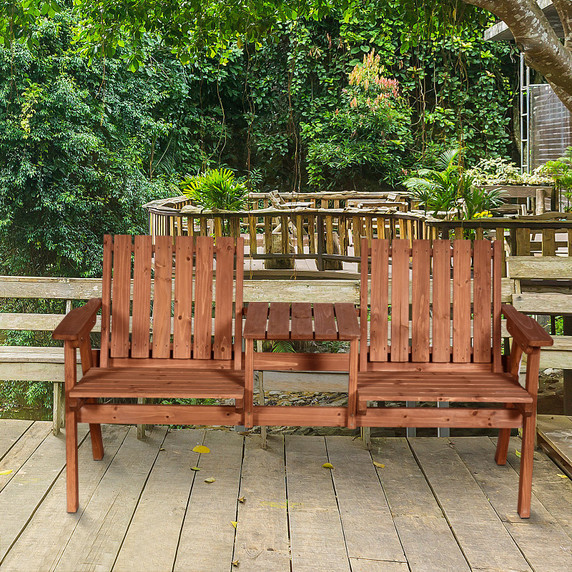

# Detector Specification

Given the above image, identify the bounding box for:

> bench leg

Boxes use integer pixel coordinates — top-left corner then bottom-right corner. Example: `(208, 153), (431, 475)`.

(53, 382), (65, 436)
(518, 412), (535, 518)
(85, 398), (104, 460)
(66, 406), (79, 513)
(495, 428), (511, 465)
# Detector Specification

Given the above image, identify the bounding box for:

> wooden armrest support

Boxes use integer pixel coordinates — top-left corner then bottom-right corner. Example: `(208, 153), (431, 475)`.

(53, 298), (102, 341)
(502, 303), (553, 351)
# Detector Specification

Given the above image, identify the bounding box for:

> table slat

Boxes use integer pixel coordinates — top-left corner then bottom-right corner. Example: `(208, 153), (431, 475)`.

(291, 303), (314, 340)
(334, 303), (359, 339)
(243, 303), (269, 339)
(313, 304), (337, 340)
(267, 303), (291, 340)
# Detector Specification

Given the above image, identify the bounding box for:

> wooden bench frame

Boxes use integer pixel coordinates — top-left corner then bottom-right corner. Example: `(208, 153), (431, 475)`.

(357, 238), (553, 518)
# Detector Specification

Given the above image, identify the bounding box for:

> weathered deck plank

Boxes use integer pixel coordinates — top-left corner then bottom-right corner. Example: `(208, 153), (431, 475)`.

(0, 423), (88, 562)
(411, 437), (531, 571)
(325, 436), (406, 565)
(371, 437), (470, 572)
(53, 426), (167, 572)
(173, 430), (244, 572)
(0, 425), (129, 572)
(113, 429), (205, 572)
(0, 419), (33, 460)
(286, 435), (350, 572)
(233, 435), (291, 571)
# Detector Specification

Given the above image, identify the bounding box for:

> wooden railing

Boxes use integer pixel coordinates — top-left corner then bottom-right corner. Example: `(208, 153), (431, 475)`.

(143, 194), (425, 271)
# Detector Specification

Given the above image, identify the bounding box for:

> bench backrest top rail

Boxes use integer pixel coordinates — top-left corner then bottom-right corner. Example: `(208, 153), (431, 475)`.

(360, 238), (502, 370)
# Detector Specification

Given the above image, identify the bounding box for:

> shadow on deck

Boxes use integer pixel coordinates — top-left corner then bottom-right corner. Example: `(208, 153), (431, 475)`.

(1, 421), (572, 571)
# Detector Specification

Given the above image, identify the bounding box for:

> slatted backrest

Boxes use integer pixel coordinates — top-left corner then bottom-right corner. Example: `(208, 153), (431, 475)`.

(361, 238), (502, 369)
(100, 235), (244, 368)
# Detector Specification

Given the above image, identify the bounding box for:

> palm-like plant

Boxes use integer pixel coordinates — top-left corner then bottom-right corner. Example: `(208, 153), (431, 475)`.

(404, 148), (503, 220)
(180, 168), (248, 211)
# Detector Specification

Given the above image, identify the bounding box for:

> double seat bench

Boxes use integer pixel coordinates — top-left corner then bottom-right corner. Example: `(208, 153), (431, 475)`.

(54, 235), (552, 517)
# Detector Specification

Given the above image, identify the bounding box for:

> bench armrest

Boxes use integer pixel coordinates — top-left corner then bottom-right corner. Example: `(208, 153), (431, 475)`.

(53, 298), (102, 341)
(501, 303), (553, 351)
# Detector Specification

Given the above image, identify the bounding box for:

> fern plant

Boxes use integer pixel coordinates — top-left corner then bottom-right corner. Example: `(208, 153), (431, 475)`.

(180, 168), (248, 211)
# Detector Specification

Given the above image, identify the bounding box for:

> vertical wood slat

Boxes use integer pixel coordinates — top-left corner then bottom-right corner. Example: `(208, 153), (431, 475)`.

(100, 235), (113, 367)
(492, 239), (503, 372)
(214, 237), (235, 360)
(152, 236), (173, 358)
(326, 216), (334, 256)
(452, 240), (471, 363)
(473, 240), (492, 363)
(194, 237), (214, 359)
(173, 236), (194, 359)
(249, 215), (257, 256)
(542, 229), (556, 256)
(432, 239), (451, 363)
(391, 239), (410, 362)
(296, 215), (304, 254)
(360, 239), (369, 372)
(411, 240), (430, 362)
(110, 235), (133, 358)
(369, 239), (389, 362)
(234, 237), (244, 370)
(131, 235), (152, 358)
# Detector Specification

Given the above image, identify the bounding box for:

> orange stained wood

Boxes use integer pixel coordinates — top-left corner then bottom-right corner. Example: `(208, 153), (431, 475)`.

(213, 237), (235, 360)
(473, 239), (492, 363)
(193, 236), (214, 359)
(152, 236), (173, 359)
(452, 240), (472, 363)
(390, 239), (410, 361)
(173, 236), (193, 359)
(291, 303), (313, 340)
(369, 238), (389, 362)
(411, 240), (430, 362)
(131, 235), (152, 358)
(431, 239), (451, 362)
(110, 235), (132, 358)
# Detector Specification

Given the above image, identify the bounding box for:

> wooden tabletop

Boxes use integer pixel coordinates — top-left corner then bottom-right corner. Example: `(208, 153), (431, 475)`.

(243, 302), (359, 341)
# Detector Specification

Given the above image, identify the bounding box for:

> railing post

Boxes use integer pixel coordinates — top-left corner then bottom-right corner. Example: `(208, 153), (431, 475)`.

(317, 214), (325, 271)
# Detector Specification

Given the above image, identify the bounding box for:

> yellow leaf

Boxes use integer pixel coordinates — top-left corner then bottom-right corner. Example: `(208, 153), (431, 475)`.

(373, 461), (385, 469)
(515, 449), (521, 458)
(190, 466), (201, 471)
(558, 473), (569, 479)
(232, 560), (240, 567)
(238, 496), (246, 503)
(193, 445), (210, 454)
(0, 469), (13, 476)
(322, 463), (334, 469)
(204, 477), (216, 483)
(231, 521), (238, 529)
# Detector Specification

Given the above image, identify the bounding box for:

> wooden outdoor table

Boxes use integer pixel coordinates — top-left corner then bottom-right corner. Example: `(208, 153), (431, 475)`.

(243, 302), (360, 428)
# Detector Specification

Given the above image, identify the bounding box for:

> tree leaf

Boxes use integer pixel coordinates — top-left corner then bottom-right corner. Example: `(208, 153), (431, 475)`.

(515, 449), (521, 458)
(204, 477), (216, 483)
(193, 445), (210, 454)
(0, 469), (13, 476)
(558, 473), (569, 479)
(231, 521), (238, 528)
(232, 560), (239, 567)
(190, 466), (201, 471)
(238, 496), (246, 503)
(322, 462), (334, 469)
(373, 461), (385, 468)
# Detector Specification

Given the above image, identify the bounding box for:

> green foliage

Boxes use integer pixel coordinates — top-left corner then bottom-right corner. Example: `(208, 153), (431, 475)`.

(540, 147), (572, 192)
(404, 148), (503, 219)
(467, 157), (551, 186)
(180, 168), (248, 211)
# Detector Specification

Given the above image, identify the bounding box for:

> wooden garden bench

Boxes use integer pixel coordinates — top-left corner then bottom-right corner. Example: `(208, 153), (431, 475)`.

(357, 238), (553, 518)
(53, 235), (245, 512)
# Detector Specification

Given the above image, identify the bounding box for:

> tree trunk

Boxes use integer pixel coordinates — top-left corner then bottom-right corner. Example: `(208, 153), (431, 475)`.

(465, 0), (572, 113)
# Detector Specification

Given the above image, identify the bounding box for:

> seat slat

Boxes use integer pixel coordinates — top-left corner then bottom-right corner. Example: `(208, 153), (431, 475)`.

(412, 240), (430, 362)
(110, 235), (132, 358)
(173, 236), (194, 359)
(334, 303), (359, 339)
(244, 303), (269, 339)
(473, 240), (492, 363)
(370, 239), (389, 362)
(152, 236), (173, 359)
(432, 240), (451, 362)
(131, 236), (152, 358)
(213, 237), (235, 360)
(291, 303), (313, 340)
(313, 303), (337, 340)
(452, 240), (471, 363)
(194, 237), (214, 359)
(391, 240), (410, 361)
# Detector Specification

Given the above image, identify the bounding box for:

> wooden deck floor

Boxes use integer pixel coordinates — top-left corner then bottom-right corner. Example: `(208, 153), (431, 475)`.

(1, 421), (572, 571)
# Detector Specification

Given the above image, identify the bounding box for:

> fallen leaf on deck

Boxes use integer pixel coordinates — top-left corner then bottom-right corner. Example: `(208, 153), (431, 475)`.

(159, 448), (165, 451)
(190, 466), (201, 471)
(0, 469), (13, 476)
(373, 461), (385, 468)
(231, 521), (238, 529)
(322, 463), (334, 469)
(558, 474), (569, 479)
(515, 449), (521, 458)
(193, 445), (210, 454)
(232, 560), (239, 567)
(238, 496), (246, 503)
(204, 477), (216, 483)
